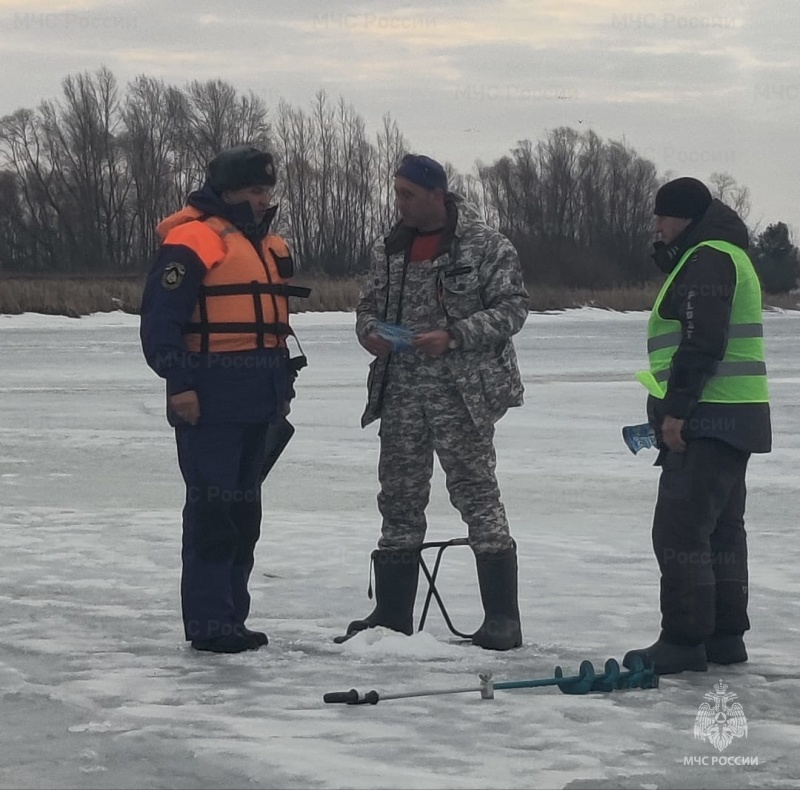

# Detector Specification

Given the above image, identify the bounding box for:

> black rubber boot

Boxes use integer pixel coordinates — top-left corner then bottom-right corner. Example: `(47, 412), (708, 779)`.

(191, 634), (260, 653)
(705, 634), (747, 665)
(472, 545), (523, 651)
(236, 625), (269, 647)
(624, 634), (707, 675)
(344, 549), (420, 637)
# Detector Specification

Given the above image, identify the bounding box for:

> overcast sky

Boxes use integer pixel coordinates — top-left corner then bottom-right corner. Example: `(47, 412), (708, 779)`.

(1, 0), (798, 234)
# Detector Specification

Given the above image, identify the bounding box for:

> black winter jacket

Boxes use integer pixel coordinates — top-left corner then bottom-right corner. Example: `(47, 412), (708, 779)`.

(647, 199), (772, 454)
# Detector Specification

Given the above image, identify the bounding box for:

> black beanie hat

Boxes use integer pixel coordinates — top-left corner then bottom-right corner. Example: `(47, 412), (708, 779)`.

(654, 177), (713, 219)
(394, 153), (448, 191)
(207, 146), (276, 194)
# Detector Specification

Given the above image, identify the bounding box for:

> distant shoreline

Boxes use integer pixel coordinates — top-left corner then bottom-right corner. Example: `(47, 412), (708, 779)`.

(1, 275), (798, 316)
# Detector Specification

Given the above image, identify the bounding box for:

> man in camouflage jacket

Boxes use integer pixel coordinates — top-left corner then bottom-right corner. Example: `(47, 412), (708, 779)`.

(342, 154), (529, 650)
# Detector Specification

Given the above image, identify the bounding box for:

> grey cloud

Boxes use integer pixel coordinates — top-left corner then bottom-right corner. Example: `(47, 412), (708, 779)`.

(0, 0), (797, 230)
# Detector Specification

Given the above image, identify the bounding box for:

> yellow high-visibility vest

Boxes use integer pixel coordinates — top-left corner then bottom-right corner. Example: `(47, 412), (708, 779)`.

(636, 240), (769, 404)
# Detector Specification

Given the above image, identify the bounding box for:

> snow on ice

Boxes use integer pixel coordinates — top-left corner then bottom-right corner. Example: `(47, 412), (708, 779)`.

(1, 309), (798, 789)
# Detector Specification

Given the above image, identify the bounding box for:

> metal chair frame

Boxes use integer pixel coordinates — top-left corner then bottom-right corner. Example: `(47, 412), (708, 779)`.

(416, 537), (475, 639)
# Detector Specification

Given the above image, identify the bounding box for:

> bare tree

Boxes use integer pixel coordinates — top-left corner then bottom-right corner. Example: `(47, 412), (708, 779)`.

(0, 170), (26, 270)
(374, 114), (407, 232)
(0, 68), (765, 290)
(476, 127), (660, 286)
(0, 108), (63, 269)
(13, 67), (134, 271)
(183, 79), (271, 174)
(275, 99), (316, 268)
(121, 75), (189, 261)
(709, 171), (751, 222)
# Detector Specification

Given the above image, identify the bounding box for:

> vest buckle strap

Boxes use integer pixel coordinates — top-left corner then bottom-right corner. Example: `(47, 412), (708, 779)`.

(183, 321), (293, 336)
(199, 283), (311, 298)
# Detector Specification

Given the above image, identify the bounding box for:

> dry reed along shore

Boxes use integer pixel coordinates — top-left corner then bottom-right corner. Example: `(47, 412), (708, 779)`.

(1, 275), (798, 316)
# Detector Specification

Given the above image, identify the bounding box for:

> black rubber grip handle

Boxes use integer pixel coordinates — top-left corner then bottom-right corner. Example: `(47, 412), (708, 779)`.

(323, 689), (359, 704)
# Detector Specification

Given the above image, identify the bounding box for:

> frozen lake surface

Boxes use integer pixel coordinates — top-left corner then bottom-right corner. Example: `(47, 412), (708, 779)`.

(1, 309), (798, 789)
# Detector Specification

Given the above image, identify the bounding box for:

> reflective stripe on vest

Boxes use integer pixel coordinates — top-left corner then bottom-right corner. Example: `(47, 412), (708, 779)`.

(160, 208), (309, 353)
(636, 239), (769, 404)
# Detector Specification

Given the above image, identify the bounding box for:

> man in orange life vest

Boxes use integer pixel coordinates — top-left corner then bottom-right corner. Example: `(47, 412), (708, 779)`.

(140, 146), (309, 653)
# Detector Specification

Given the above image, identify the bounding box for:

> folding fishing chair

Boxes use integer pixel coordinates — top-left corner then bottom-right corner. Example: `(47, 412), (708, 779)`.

(416, 537), (476, 639)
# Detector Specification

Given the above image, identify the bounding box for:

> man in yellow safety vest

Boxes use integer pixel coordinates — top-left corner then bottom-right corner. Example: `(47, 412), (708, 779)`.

(624, 177), (771, 675)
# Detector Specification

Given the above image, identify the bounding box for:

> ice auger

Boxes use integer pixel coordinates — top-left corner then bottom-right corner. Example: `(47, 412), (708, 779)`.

(323, 653), (658, 706)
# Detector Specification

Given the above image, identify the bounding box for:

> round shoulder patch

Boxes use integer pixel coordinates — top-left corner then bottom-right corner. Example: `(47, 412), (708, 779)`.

(161, 262), (186, 290)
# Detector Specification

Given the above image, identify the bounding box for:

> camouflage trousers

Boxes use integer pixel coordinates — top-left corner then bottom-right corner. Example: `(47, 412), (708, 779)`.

(376, 358), (514, 555)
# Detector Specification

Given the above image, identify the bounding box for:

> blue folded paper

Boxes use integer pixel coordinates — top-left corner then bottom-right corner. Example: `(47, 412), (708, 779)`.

(622, 423), (657, 455)
(374, 321), (414, 352)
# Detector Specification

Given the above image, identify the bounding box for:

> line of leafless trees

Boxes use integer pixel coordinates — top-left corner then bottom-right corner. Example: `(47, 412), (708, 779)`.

(0, 67), (773, 288)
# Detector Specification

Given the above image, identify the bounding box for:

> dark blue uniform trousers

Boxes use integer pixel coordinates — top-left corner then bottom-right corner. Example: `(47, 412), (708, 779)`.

(175, 423), (269, 641)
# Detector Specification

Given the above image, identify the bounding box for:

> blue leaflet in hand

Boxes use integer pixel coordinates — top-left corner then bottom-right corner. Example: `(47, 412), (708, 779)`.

(375, 321), (414, 352)
(622, 423), (657, 455)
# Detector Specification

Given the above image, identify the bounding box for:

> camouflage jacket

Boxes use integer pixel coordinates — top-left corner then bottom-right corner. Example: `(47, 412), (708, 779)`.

(356, 193), (529, 430)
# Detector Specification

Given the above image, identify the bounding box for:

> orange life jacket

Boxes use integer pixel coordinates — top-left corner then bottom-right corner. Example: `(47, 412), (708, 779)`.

(156, 206), (310, 353)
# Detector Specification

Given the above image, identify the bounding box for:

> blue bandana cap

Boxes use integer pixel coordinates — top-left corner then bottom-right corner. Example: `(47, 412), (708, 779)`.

(394, 154), (447, 191)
